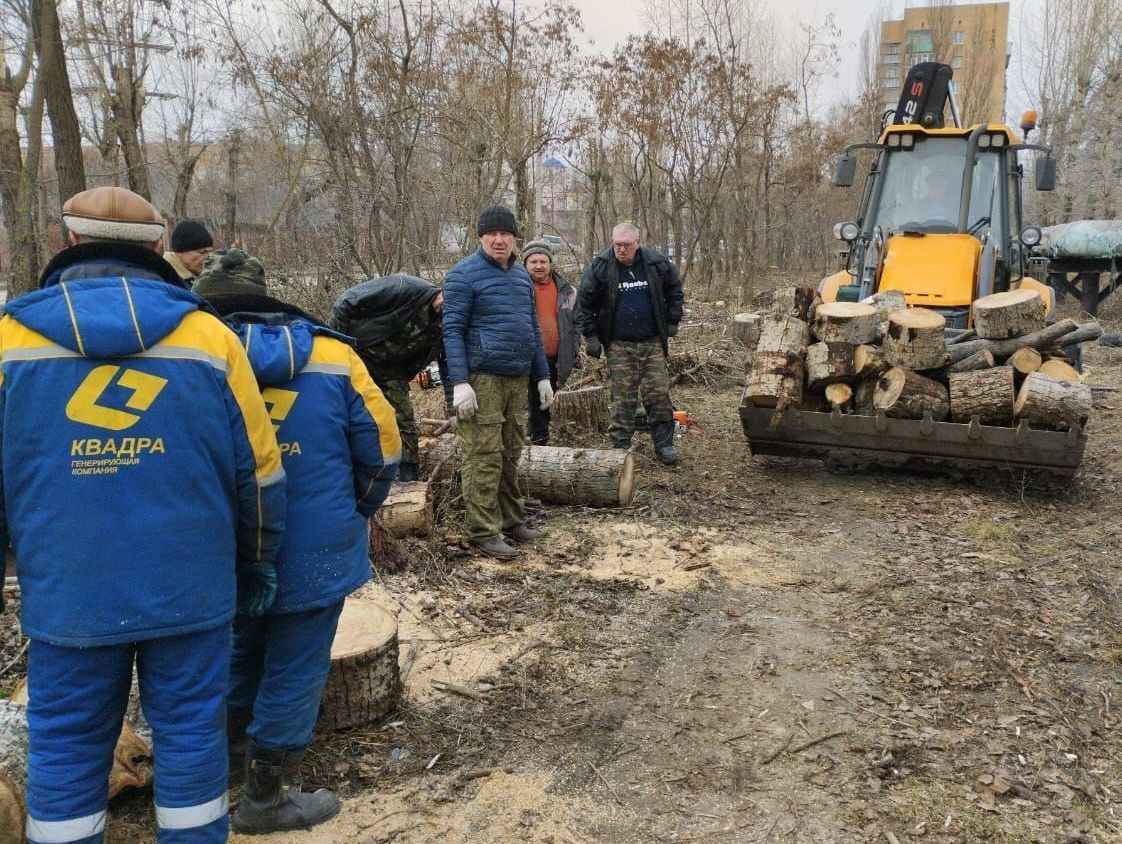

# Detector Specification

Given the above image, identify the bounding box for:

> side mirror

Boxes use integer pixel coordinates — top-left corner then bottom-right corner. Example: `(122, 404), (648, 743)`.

(1035, 157), (1056, 191)
(835, 154), (856, 187)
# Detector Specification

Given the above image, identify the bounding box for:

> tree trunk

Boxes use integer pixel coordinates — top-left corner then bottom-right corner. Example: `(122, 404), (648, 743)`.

(757, 315), (810, 355)
(972, 289), (1046, 340)
(519, 446), (636, 507)
(948, 366), (1014, 425)
(1013, 373), (1092, 430)
(32, 0), (85, 212)
(112, 64), (150, 200)
(805, 341), (855, 390)
(862, 289), (907, 338)
(946, 348), (995, 374)
(1007, 346), (1043, 377)
(947, 318), (1078, 363)
(377, 481), (433, 537)
(224, 129), (242, 245)
(854, 344), (890, 378)
(1038, 358), (1081, 382)
(753, 286), (821, 322)
(874, 367), (950, 420)
(552, 386), (610, 433)
(732, 313), (761, 348)
(744, 352), (805, 409)
(883, 308), (947, 370)
(813, 302), (877, 344)
(318, 597), (400, 731)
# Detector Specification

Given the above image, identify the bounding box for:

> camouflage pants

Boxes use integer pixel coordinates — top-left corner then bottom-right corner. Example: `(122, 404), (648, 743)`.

(457, 373), (527, 542)
(376, 379), (419, 473)
(606, 338), (674, 439)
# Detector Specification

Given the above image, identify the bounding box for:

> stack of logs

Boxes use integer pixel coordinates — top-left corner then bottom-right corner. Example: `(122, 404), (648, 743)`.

(737, 287), (1098, 430)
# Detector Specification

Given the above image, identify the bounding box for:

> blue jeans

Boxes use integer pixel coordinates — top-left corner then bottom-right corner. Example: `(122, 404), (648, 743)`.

(228, 601), (345, 752)
(26, 625), (231, 844)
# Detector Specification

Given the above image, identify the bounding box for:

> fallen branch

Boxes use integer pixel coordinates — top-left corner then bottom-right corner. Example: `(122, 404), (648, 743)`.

(760, 732), (794, 765)
(789, 729), (849, 754)
(429, 680), (485, 701)
(589, 761), (624, 806)
(398, 638), (420, 685)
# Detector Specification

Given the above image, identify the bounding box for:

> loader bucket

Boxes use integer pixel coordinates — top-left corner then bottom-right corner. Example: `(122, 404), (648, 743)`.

(740, 404), (1086, 476)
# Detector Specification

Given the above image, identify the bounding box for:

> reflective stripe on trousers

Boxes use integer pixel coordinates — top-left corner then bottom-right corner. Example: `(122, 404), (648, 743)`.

(27, 810), (106, 844)
(156, 793), (229, 830)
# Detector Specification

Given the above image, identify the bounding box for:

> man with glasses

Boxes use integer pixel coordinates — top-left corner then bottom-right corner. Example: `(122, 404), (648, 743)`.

(578, 223), (684, 465)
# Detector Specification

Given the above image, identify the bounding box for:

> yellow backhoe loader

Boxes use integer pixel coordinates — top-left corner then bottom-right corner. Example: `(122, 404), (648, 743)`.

(741, 62), (1087, 475)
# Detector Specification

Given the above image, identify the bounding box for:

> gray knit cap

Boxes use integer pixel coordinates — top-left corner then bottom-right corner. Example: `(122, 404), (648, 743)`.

(522, 239), (554, 263)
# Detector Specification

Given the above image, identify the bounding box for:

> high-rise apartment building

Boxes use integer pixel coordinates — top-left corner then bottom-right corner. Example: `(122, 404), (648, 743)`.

(878, 1), (1010, 124)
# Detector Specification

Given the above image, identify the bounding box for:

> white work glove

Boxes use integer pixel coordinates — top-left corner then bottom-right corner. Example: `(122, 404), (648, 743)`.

(453, 383), (478, 419)
(537, 379), (555, 411)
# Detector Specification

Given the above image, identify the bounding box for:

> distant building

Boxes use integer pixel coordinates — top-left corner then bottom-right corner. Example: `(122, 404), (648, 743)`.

(878, 1), (1010, 124)
(539, 155), (582, 251)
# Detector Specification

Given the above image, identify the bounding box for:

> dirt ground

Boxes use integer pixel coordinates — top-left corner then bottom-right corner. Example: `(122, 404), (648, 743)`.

(5, 295), (1122, 843)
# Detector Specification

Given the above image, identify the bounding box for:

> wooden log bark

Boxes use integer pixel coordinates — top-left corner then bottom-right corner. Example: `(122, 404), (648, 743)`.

(805, 342), (855, 389)
(883, 308), (947, 370)
(552, 386), (610, 433)
(799, 393), (826, 412)
(949, 366), (1014, 425)
(377, 481), (433, 537)
(861, 289), (907, 339)
(1013, 373), (1092, 430)
(519, 445), (636, 507)
(972, 289), (1046, 339)
(812, 302), (877, 344)
(1007, 346), (1043, 377)
(825, 383), (853, 411)
(946, 318), (1078, 364)
(318, 597), (400, 731)
(1054, 321), (1104, 347)
(1038, 359), (1081, 382)
(854, 380), (877, 414)
(946, 348), (995, 374)
(753, 287), (821, 322)
(756, 315), (810, 355)
(732, 313), (761, 348)
(744, 352), (804, 409)
(873, 367), (950, 420)
(854, 344), (889, 378)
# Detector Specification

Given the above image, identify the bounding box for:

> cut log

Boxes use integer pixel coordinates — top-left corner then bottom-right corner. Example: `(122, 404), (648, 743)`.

(743, 351), (805, 409)
(946, 348), (995, 374)
(873, 367), (950, 420)
(1013, 373), (1092, 430)
(756, 315), (810, 355)
(1007, 346), (1043, 377)
(753, 287), (821, 322)
(805, 342), (855, 389)
(377, 481), (433, 537)
(369, 517), (413, 574)
(882, 308), (947, 370)
(946, 318), (1079, 364)
(972, 289), (1046, 340)
(854, 380), (877, 414)
(552, 386), (610, 433)
(825, 383), (853, 411)
(812, 302), (877, 345)
(948, 366), (1014, 425)
(732, 313), (762, 348)
(1055, 321), (1104, 347)
(854, 344), (889, 378)
(319, 597), (400, 731)
(1038, 359), (1081, 382)
(519, 445), (636, 507)
(861, 289), (907, 339)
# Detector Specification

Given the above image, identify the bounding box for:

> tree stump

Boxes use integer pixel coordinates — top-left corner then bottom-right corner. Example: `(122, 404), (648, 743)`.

(883, 308), (947, 370)
(874, 367), (950, 420)
(519, 446), (636, 507)
(731, 313), (761, 348)
(552, 386), (610, 433)
(825, 383), (853, 411)
(753, 287), (821, 322)
(1013, 373), (1092, 430)
(854, 344), (889, 378)
(812, 302), (877, 345)
(862, 289), (908, 339)
(377, 481), (433, 537)
(946, 348), (995, 374)
(1038, 358), (1081, 382)
(318, 597), (400, 732)
(949, 366), (1014, 425)
(805, 342), (855, 390)
(972, 289), (1046, 340)
(1006, 346), (1043, 377)
(743, 352), (804, 409)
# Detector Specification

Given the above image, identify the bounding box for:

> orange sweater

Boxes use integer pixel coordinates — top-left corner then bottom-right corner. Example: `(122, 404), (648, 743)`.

(533, 278), (559, 359)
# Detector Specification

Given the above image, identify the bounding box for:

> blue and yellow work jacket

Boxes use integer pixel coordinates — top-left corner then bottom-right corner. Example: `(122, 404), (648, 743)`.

(0, 242), (287, 647)
(214, 296), (400, 613)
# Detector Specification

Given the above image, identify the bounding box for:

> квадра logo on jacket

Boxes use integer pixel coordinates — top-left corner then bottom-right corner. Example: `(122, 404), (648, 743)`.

(65, 365), (168, 477)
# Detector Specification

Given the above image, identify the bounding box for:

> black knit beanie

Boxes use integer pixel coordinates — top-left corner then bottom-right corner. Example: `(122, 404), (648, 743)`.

(170, 220), (214, 252)
(476, 205), (518, 238)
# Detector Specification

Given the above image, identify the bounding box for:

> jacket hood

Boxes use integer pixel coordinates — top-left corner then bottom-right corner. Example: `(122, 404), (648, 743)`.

(8, 260), (202, 358)
(331, 274), (440, 349)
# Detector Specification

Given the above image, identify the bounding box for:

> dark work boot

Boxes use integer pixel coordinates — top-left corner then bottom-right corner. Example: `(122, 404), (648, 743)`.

(397, 462), (420, 482)
(233, 742), (341, 834)
(651, 422), (680, 466)
(227, 708), (253, 781)
(610, 435), (632, 449)
(472, 535), (519, 560)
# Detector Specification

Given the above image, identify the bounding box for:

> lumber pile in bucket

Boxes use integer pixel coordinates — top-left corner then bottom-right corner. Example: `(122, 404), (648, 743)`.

(741, 286), (1100, 431)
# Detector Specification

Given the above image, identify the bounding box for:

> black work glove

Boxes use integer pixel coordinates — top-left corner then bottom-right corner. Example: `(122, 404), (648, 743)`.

(667, 324), (679, 337)
(237, 562), (277, 617)
(585, 337), (602, 359)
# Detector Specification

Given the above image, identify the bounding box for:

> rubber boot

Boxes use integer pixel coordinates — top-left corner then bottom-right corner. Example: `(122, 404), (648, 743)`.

(233, 742), (341, 834)
(651, 421), (680, 466)
(227, 708), (253, 782)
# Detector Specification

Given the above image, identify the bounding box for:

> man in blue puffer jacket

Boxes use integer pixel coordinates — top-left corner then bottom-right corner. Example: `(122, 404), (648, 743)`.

(1, 187), (286, 844)
(443, 205), (553, 560)
(195, 249), (401, 834)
